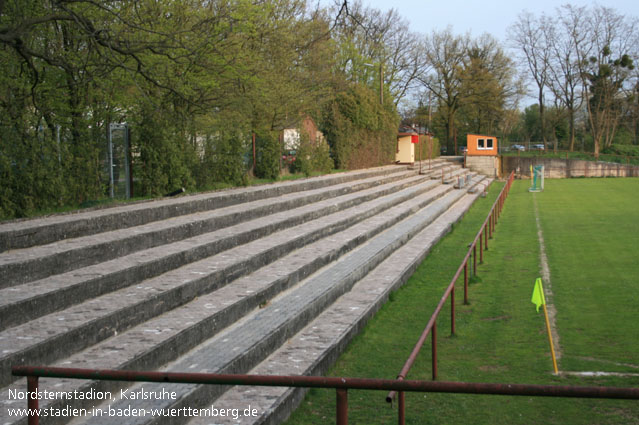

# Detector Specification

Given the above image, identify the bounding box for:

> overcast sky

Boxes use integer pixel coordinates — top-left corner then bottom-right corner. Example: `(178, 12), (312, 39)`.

(359, 0), (639, 43)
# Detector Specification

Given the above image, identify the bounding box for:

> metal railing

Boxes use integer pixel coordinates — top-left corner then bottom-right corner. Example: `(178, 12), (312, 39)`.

(386, 171), (515, 424)
(11, 365), (639, 425)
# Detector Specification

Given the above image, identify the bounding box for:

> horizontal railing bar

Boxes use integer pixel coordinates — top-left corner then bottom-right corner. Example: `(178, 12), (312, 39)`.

(12, 366), (639, 400)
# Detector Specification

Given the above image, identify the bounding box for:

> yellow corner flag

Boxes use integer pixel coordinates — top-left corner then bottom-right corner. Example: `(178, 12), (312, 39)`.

(531, 278), (545, 313)
(531, 277), (559, 374)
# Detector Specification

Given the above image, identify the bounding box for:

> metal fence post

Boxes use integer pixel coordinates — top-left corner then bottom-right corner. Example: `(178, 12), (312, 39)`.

(473, 244), (477, 276)
(451, 285), (455, 335)
(484, 223), (488, 250)
(27, 376), (39, 425)
(337, 388), (348, 425)
(398, 391), (405, 425)
(479, 232), (483, 263)
(464, 262), (469, 305)
(432, 322), (438, 380)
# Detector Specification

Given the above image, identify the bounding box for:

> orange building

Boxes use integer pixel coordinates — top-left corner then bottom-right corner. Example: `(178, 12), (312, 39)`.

(466, 134), (498, 156)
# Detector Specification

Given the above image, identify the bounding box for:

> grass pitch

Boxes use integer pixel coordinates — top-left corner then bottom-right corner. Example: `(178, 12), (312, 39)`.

(285, 178), (639, 425)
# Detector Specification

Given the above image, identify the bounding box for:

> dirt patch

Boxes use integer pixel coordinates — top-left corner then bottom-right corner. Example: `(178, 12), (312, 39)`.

(480, 315), (511, 322)
(479, 365), (510, 372)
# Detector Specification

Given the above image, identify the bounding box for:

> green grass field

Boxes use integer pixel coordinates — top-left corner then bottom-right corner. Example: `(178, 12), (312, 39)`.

(285, 178), (639, 425)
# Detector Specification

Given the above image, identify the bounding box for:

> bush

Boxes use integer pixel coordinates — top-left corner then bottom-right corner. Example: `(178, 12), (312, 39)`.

(292, 133), (334, 176)
(254, 131), (280, 180)
(196, 130), (249, 188)
(135, 105), (197, 197)
(321, 83), (399, 170)
(602, 144), (639, 158)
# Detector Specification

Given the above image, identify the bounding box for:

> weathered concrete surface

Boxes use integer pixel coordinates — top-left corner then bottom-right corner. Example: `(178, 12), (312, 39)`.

(0, 162), (488, 425)
(190, 177), (491, 425)
(0, 166), (405, 252)
(466, 155), (500, 177)
(0, 172), (435, 331)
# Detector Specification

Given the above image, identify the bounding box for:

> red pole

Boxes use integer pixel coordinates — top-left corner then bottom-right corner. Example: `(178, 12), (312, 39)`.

(484, 223), (488, 250)
(27, 376), (39, 425)
(432, 322), (438, 381)
(492, 209), (495, 231)
(473, 244), (477, 276)
(464, 262), (468, 305)
(336, 388), (348, 425)
(480, 231), (483, 263)
(398, 391), (405, 425)
(451, 285), (456, 335)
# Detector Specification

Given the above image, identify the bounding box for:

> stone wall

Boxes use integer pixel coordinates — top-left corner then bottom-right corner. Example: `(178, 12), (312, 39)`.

(501, 156), (639, 178)
(465, 155), (500, 177)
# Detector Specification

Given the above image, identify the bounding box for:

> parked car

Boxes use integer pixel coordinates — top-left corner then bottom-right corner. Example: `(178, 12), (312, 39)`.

(531, 144), (545, 151)
(511, 144), (526, 151)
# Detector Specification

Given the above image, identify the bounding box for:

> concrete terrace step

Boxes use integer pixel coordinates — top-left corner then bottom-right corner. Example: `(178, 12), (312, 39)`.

(199, 176), (493, 425)
(0, 171), (445, 331)
(0, 165), (408, 253)
(0, 168), (421, 287)
(442, 168), (471, 185)
(60, 184), (478, 425)
(0, 183), (459, 424)
(0, 179), (453, 386)
(0, 164), (486, 425)
(0, 181), (467, 425)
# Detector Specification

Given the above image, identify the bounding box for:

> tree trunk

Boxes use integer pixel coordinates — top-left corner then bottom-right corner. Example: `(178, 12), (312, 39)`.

(569, 108), (575, 152)
(539, 87), (546, 146)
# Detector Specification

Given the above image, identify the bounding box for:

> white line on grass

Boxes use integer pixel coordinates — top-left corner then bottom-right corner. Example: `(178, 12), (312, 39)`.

(532, 194), (562, 361)
(561, 371), (639, 377)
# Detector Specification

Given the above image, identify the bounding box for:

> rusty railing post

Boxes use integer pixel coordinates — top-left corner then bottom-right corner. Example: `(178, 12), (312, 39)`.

(398, 391), (406, 425)
(27, 376), (39, 425)
(484, 222), (488, 250)
(451, 285), (455, 335)
(479, 231), (483, 263)
(336, 388), (348, 425)
(432, 322), (438, 381)
(490, 208), (495, 239)
(464, 261), (469, 305)
(473, 244), (477, 276)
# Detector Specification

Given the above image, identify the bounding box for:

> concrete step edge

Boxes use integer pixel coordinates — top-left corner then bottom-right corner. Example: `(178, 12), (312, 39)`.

(0, 174), (436, 331)
(0, 166), (406, 252)
(0, 170), (419, 287)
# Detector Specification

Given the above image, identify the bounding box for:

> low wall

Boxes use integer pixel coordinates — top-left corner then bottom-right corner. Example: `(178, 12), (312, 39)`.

(501, 156), (639, 179)
(465, 155), (500, 177)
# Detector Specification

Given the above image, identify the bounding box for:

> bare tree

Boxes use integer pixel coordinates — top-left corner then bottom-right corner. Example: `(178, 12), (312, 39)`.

(509, 11), (552, 147)
(331, 1), (426, 105)
(547, 6), (587, 152)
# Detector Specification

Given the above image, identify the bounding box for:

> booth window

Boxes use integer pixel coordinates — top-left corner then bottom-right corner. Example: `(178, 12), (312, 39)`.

(477, 138), (493, 150)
